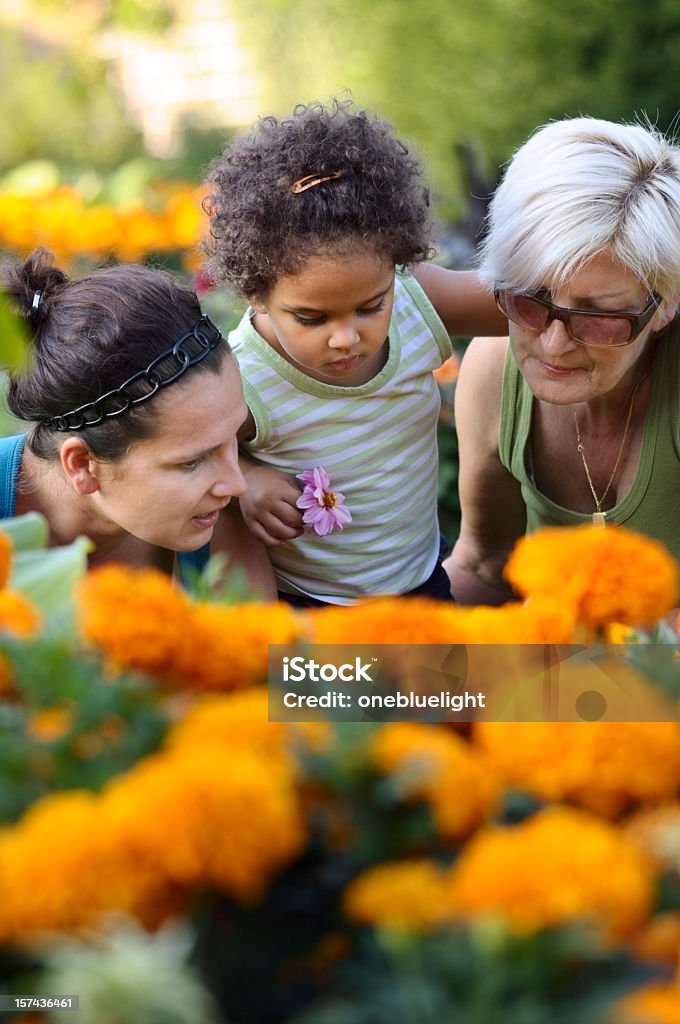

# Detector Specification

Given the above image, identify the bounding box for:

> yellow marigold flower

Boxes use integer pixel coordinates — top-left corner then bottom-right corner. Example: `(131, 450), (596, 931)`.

(0, 529), (13, 588)
(504, 524), (678, 628)
(343, 859), (452, 933)
(186, 601), (303, 690)
(77, 565), (196, 683)
(474, 722), (680, 817)
(447, 807), (655, 940)
(371, 723), (499, 839)
(615, 981), (680, 1023)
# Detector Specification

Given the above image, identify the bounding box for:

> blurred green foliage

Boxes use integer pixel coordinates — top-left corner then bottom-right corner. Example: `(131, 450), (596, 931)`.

(0, 25), (143, 173)
(0, 632), (169, 822)
(227, 0), (680, 216)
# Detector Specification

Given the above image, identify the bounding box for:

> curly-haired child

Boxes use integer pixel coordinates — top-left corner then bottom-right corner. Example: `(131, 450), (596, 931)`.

(203, 98), (504, 606)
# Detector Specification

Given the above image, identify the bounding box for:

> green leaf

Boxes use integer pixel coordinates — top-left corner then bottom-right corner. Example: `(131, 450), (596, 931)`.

(0, 510), (49, 550)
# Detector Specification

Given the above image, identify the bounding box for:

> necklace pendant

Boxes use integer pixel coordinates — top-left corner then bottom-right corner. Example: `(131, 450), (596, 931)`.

(592, 511), (606, 527)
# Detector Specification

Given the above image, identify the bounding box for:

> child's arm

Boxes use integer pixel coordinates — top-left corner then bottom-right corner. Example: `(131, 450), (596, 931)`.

(413, 264), (508, 337)
(239, 459), (305, 547)
(210, 501), (278, 600)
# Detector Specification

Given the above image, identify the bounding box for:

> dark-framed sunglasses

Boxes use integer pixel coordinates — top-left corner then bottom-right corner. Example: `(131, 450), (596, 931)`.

(494, 287), (661, 347)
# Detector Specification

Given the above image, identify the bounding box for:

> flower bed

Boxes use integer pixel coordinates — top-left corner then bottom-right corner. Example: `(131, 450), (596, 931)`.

(1, 523), (680, 1022)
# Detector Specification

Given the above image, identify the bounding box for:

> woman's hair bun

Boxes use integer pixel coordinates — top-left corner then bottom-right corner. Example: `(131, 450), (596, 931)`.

(2, 247), (69, 326)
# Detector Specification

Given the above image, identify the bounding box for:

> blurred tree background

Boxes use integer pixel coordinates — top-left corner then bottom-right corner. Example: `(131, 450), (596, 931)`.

(227, 0), (680, 220)
(2, 0), (680, 216)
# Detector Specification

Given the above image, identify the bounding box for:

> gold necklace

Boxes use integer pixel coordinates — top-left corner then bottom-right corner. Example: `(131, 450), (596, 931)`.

(573, 372), (648, 527)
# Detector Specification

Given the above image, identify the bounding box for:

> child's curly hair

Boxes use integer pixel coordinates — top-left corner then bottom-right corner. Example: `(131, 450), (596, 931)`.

(203, 98), (435, 299)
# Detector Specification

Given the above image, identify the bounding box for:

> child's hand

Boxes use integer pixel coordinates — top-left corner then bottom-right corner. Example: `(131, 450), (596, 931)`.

(239, 464), (304, 546)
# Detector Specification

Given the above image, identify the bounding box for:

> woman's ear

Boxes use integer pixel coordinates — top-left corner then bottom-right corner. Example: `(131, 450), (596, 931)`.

(59, 438), (100, 495)
(250, 294), (268, 315)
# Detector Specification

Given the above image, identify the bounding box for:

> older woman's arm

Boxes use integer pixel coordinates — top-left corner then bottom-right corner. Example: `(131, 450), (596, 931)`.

(444, 336), (527, 606)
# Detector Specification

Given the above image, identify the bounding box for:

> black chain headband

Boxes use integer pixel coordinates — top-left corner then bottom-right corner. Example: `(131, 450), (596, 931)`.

(43, 315), (224, 432)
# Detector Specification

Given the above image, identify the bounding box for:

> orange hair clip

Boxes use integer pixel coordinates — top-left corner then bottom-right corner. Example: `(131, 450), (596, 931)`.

(292, 170), (343, 194)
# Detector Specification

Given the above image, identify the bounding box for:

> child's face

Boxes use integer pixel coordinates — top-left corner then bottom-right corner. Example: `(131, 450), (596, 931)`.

(252, 250), (395, 386)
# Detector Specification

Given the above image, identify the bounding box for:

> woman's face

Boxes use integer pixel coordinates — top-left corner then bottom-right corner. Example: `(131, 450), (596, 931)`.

(508, 252), (673, 405)
(91, 354), (248, 552)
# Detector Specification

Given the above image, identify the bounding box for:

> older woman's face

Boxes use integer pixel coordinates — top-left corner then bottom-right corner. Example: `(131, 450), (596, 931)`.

(508, 252), (670, 406)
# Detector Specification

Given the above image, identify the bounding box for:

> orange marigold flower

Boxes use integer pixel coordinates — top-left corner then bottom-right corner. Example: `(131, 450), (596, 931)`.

(371, 723), (499, 839)
(186, 601), (303, 690)
(0, 790), (157, 942)
(433, 354), (460, 385)
(0, 706), (308, 941)
(104, 743), (306, 902)
(77, 565), (196, 683)
(446, 599), (577, 644)
(167, 689), (330, 773)
(78, 566), (304, 692)
(474, 722), (680, 818)
(504, 524), (678, 628)
(0, 529), (13, 588)
(344, 859), (452, 933)
(615, 981), (680, 1023)
(447, 807), (655, 940)
(0, 590), (41, 697)
(0, 589), (41, 637)
(310, 595), (576, 647)
(310, 597), (469, 645)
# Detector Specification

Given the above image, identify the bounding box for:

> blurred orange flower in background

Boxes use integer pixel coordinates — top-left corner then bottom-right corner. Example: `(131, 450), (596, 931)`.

(474, 722), (680, 818)
(447, 806), (655, 940)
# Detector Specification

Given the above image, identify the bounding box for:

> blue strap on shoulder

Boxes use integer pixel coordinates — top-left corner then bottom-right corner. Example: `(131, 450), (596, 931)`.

(0, 434), (25, 518)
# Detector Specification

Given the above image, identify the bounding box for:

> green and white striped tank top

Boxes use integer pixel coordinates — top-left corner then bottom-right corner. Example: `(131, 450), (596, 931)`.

(231, 272), (452, 603)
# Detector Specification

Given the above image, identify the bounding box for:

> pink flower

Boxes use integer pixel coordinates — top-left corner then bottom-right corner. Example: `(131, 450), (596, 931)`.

(296, 466), (352, 536)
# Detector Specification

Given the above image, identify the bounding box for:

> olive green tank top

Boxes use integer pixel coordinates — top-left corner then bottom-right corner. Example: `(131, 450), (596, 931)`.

(498, 325), (680, 561)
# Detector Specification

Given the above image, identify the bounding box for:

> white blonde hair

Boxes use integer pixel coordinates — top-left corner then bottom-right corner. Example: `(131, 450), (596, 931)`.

(478, 116), (680, 301)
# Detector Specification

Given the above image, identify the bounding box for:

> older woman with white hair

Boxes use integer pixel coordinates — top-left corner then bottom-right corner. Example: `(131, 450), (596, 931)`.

(446, 117), (680, 605)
